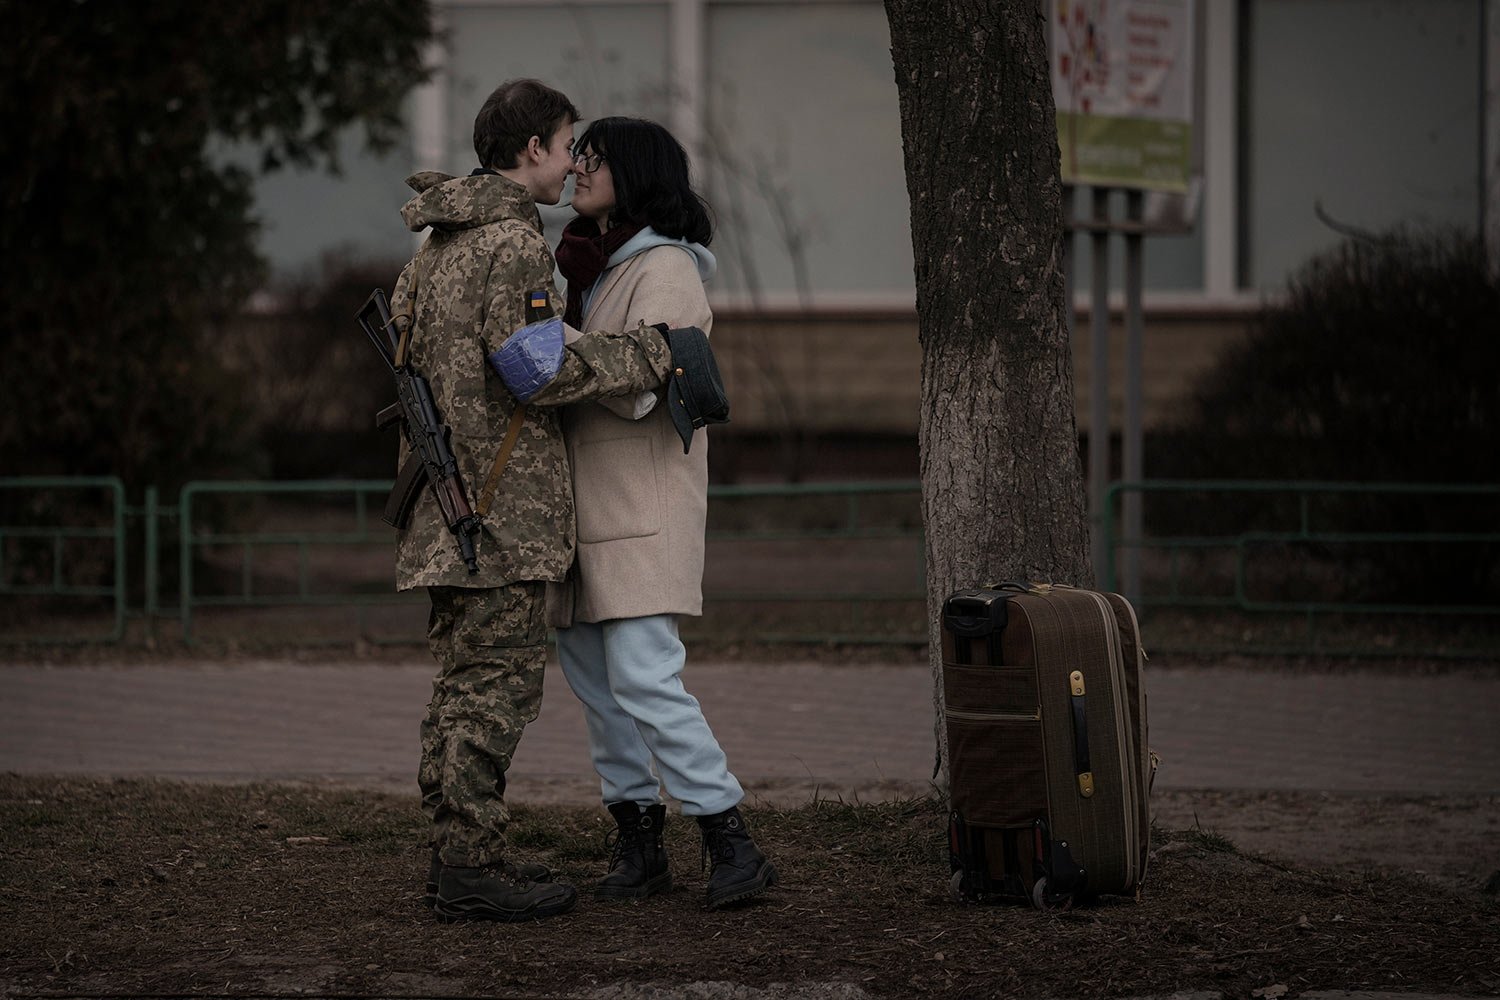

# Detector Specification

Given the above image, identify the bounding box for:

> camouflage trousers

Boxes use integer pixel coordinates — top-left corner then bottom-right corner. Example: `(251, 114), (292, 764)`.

(418, 581), (547, 867)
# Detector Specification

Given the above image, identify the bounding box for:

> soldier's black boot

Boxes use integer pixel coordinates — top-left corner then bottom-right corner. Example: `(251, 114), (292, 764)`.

(596, 802), (672, 899)
(697, 805), (777, 909)
(424, 843), (554, 908)
(433, 862), (577, 923)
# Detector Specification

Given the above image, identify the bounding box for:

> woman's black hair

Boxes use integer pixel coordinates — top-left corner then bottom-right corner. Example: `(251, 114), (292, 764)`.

(575, 117), (713, 246)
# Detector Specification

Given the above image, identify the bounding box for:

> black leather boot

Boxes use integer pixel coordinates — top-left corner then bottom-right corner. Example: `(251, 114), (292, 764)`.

(424, 843), (553, 908)
(596, 801), (672, 899)
(697, 805), (777, 909)
(433, 862), (577, 922)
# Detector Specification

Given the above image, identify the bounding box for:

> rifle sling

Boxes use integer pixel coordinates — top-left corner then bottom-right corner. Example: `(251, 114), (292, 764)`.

(394, 323), (412, 370)
(394, 253), (533, 525)
(475, 405), (527, 517)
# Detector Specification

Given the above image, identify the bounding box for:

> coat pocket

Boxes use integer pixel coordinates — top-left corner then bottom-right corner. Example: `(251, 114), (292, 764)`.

(574, 434), (663, 543)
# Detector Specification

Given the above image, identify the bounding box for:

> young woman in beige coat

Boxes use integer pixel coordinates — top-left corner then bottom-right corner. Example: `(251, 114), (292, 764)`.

(555, 117), (776, 910)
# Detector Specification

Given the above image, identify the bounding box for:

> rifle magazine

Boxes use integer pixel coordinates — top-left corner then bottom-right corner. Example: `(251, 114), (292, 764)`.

(384, 453), (427, 529)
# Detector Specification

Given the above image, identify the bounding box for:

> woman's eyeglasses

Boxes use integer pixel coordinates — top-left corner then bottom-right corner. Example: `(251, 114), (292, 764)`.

(571, 149), (606, 174)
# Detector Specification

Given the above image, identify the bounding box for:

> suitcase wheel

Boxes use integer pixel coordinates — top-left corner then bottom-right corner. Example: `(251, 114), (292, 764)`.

(949, 869), (972, 903)
(1030, 876), (1074, 912)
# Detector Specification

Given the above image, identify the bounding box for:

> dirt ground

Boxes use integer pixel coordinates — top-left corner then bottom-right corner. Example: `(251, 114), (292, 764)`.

(2, 631), (1497, 998)
(1153, 789), (1500, 894)
(1, 777), (1496, 1000)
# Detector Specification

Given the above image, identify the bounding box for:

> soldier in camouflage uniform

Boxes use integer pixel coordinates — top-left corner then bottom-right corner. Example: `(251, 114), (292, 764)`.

(391, 79), (671, 923)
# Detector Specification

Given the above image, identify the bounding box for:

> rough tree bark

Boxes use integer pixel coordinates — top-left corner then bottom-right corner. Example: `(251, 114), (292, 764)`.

(885, 0), (1092, 781)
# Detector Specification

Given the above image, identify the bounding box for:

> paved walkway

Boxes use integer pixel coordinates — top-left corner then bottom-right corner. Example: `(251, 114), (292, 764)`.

(2, 659), (1497, 801)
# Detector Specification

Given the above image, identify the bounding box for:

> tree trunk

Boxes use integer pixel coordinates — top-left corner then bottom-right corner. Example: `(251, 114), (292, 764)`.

(885, 0), (1092, 781)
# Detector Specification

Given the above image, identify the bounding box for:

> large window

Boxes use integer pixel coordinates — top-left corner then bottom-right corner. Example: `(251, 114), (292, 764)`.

(1240, 0), (1483, 289)
(703, 2), (909, 307)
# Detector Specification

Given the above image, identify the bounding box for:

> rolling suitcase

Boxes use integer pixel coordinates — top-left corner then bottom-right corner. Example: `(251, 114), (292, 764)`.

(942, 583), (1152, 909)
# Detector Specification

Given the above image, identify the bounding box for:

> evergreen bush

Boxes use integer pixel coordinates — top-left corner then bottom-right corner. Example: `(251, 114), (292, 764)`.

(1152, 229), (1500, 602)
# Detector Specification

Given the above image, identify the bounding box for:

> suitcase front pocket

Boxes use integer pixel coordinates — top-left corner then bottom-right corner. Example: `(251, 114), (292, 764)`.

(946, 712), (1049, 828)
(944, 663), (1048, 827)
(942, 663), (1038, 717)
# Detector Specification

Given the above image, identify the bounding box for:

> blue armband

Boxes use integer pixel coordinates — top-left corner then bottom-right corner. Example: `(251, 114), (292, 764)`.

(489, 316), (564, 402)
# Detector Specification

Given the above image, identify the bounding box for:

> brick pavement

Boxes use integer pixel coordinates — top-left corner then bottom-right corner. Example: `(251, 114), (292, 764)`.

(1, 659), (1497, 800)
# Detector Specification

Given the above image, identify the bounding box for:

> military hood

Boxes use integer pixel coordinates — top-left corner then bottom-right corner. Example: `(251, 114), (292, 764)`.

(400, 170), (541, 234)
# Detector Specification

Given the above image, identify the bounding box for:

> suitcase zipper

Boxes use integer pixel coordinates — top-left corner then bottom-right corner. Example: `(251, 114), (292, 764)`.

(1083, 590), (1141, 883)
(943, 708), (1041, 723)
(1112, 592), (1154, 883)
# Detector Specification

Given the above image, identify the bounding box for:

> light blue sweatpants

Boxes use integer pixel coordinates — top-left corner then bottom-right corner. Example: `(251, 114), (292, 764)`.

(557, 614), (743, 816)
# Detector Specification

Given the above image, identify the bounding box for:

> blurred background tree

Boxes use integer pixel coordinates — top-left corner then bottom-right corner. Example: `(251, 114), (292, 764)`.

(0, 0), (435, 493)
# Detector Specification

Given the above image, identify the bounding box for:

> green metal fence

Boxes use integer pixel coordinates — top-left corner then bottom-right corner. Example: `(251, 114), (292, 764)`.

(1101, 480), (1500, 657)
(698, 481), (925, 644)
(170, 478), (927, 645)
(4, 476), (1498, 655)
(177, 479), (414, 644)
(0, 477), (127, 642)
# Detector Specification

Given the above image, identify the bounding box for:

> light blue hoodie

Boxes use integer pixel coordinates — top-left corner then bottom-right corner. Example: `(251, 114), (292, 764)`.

(577, 225), (716, 322)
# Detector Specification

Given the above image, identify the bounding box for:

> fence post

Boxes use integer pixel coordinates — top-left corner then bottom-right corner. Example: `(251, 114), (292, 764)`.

(110, 479), (127, 642)
(1122, 190), (1145, 609)
(1100, 483), (1119, 593)
(179, 483), (194, 643)
(1087, 187), (1112, 583)
(143, 486), (158, 642)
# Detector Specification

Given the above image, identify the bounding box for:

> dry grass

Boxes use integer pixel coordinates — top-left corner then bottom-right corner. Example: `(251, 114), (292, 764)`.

(2, 777), (1497, 998)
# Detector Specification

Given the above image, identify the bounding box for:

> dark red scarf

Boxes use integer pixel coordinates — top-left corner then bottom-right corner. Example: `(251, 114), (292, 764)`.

(555, 217), (644, 327)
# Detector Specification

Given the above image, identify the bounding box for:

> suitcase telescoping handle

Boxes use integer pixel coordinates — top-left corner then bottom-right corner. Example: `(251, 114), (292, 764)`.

(942, 590), (1008, 665)
(942, 583), (1043, 639)
(943, 591), (1008, 637)
(983, 580), (1069, 595)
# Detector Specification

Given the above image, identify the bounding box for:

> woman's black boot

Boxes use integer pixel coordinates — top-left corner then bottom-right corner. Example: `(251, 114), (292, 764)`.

(597, 801), (672, 899)
(697, 805), (777, 909)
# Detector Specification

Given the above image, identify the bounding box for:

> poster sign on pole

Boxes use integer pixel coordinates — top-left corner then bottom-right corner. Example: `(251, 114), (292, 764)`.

(1052, 0), (1194, 192)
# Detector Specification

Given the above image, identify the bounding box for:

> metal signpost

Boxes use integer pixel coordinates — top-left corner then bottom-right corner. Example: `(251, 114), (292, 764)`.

(1050, 0), (1199, 606)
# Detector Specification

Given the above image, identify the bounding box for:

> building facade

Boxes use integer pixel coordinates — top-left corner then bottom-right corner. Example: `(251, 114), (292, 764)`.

(247, 0), (1495, 446)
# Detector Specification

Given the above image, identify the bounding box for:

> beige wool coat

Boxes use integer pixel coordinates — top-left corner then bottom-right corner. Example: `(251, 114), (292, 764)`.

(559, 242), (714, 623)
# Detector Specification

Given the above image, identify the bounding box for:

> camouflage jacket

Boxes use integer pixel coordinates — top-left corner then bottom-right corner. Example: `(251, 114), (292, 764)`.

(391, 171), (670, 590)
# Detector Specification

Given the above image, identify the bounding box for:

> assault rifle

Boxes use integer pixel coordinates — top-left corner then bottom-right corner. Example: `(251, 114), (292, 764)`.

(357, 287), (481, 575)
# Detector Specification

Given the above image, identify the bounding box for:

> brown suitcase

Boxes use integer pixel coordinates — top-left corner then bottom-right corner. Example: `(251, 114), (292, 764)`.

(942, 583), (1152, 908)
